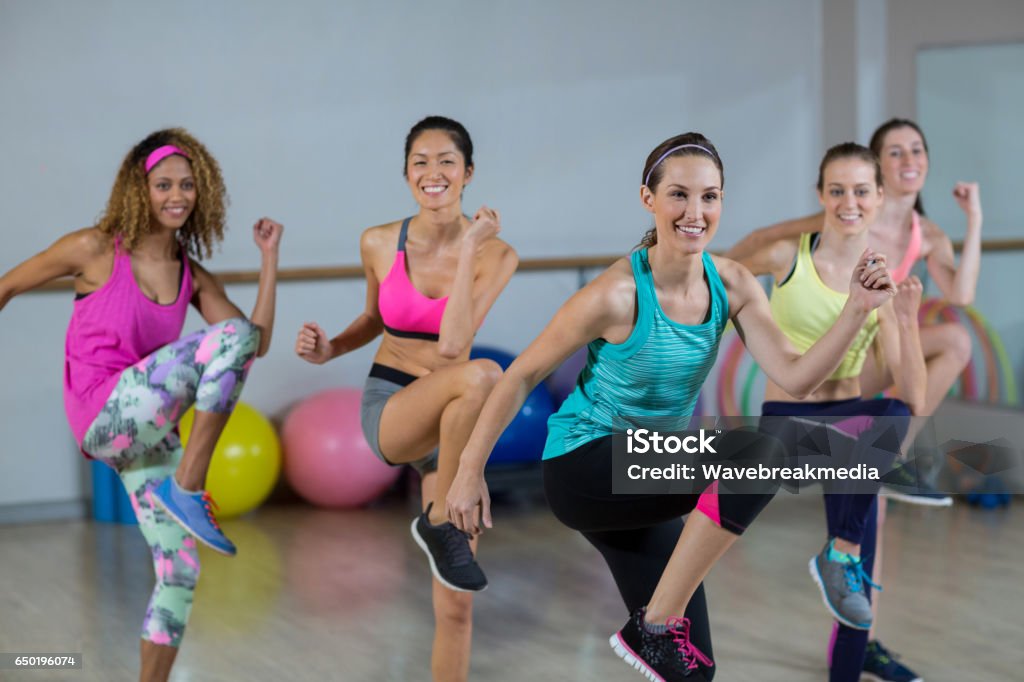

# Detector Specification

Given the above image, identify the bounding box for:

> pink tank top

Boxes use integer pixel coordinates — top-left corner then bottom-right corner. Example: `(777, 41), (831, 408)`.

(377, 217), (448, 341)
(63, 237), (193, 445)
(889, 211), (923, 284)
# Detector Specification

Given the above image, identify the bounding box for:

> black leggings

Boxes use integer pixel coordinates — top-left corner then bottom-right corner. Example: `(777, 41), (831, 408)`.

(543, 433), (780, 680)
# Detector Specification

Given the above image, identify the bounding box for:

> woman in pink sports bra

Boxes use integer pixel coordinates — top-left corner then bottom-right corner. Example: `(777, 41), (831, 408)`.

(0, 128), (282, 682)
(295, 116), (517, 682)
(727, 119), (983, 682)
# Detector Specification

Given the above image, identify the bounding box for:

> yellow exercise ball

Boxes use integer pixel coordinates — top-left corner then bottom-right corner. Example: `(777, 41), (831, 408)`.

(179, 402), (281, 518)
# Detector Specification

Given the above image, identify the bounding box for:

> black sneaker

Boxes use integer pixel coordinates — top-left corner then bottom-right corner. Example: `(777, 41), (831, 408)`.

(861, 640), (923, 682)
(410, 503), (487, 592)
(881, 460), (952, 507)
(609, 607), (713, 681)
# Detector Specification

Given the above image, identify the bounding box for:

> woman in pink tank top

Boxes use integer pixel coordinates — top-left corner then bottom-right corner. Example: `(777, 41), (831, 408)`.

(0, 128), (282, 682)
(295, 116), (517, 682)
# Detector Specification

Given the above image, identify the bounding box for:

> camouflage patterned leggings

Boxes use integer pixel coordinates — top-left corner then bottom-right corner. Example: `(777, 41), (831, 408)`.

(82, 317), (259, 647)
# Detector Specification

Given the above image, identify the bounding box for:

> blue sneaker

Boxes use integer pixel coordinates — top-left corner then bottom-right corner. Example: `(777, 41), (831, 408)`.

(862, 640), (923, 682)
(808, 539), (880, 630)
(153, 478), (236, 556)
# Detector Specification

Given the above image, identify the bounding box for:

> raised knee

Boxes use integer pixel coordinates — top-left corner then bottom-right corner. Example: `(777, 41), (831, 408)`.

(223, 316), (259, 342)
(464, 359), (503, 394)
(947, 324), (973, 367)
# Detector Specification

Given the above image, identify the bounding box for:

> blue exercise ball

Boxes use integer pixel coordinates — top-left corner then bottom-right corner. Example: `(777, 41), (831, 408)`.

(470, 346), (556, 465)
(546, 347), (588, 405)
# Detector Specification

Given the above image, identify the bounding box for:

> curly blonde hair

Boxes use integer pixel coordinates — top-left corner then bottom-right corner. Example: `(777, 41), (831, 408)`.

(95, 128), (228, 259)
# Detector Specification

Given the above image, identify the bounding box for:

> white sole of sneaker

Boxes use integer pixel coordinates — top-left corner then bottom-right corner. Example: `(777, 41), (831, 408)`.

(861, 673), (923, 682)
(608, 633), (666, 682)
(409, 517), (487, 594)
(807, 557), (871, 631)
(881, 488), (953, 507)
(152, 494), (236, 557)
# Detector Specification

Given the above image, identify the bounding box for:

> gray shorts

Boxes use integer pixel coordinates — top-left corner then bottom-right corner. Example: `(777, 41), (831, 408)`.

(361, 363), (439, 476)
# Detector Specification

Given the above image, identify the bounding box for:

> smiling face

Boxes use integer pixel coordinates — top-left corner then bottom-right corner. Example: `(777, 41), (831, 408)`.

(818, 156), (883, 236)
(878, 126), (929, 196)
(641, 155), (723, 254)
(405, 129), (472, 209)
(147, 154), (196, 231)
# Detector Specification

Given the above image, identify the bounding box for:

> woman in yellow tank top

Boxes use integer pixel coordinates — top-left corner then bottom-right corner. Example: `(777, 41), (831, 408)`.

(733, 143), (928, 682)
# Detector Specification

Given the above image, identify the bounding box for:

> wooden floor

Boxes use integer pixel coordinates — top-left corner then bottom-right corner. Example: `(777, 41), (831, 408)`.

(1, 492), (1021, 681)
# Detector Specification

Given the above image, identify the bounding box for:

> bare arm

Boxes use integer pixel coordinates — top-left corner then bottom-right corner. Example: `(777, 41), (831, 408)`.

(437, 207), (519, 359)
(724, 212), (823, 267)
(247, 218), (282, 356)
(446, 259), (636, 532)
(923, 183), (982, 305)
(721, 252), (895, 399)
(876, 277), (927, 415)
(729, 233), (800, 281)
(191, 218), (282, 357)
(0, 228), (104, 311)
(295, 226), (387, 364)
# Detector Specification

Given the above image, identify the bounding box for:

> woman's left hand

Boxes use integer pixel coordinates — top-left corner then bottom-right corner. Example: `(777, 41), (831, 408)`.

(893, 275), (924, 322)
(253, 217), (284, 254)
(464, 206), (501, 250)
(952, 182), (982, 223)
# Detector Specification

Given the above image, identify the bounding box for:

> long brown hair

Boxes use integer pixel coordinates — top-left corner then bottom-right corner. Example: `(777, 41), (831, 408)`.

(869, 118), (929, 216)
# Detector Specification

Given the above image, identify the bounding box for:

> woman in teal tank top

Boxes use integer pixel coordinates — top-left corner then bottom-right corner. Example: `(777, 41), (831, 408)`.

(444, 133), (898, 681)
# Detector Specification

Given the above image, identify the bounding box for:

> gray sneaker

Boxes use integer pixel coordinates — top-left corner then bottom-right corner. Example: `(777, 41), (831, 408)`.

(808, 540), (879, 630)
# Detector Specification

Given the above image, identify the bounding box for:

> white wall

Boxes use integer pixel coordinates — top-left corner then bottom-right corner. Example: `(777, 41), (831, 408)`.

(892, 3), (1024, 402)
(885, 0), (1024, 118)
(0, 0), (825, 510)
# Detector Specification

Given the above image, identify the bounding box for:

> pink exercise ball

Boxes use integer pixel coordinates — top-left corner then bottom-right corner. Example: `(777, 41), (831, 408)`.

(282, 388), (401, 508)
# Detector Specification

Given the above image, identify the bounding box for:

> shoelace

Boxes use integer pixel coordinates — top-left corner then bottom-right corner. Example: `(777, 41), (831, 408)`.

(441, 523), (474, 567)
(200, 492), (222, 531)
(665, 617), (714, 671)
(843, 557), (882, 594)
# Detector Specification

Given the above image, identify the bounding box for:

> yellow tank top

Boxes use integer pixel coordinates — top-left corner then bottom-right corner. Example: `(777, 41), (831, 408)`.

(769, 233), (878, 380)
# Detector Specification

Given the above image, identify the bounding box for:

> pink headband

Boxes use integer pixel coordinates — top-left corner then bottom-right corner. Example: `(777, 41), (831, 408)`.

(644, 144), (715, 187)
(144, 145), (190, 174)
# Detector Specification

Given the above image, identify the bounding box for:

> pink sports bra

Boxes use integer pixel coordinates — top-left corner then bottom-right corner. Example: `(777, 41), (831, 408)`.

(378, 218), (448, 341)
(889, 210), (923, 284)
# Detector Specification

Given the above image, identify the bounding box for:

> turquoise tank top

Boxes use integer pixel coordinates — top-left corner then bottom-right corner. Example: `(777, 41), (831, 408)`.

(543, 248), (729, 459)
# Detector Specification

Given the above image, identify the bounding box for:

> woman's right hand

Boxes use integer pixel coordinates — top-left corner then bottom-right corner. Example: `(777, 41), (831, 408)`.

(849, 249), (896, 312)
(446, 466), (492, 536)
(295, 322), (332, 364)
(463, 205), (501, 249)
